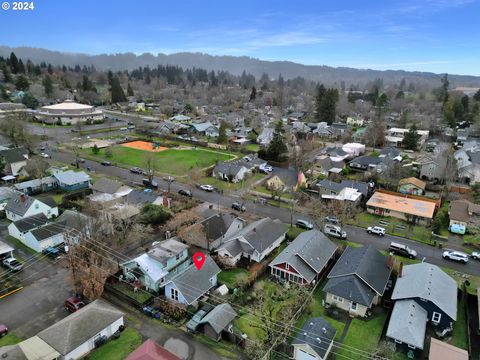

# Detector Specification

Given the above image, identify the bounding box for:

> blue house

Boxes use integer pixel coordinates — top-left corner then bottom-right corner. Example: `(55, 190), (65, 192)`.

(53, 170), (91, 191)
(165, 256), (220, 306)
(121, 238), (190, 293)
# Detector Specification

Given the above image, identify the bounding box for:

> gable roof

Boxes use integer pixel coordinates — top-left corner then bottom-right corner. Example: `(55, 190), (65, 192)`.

(398, 177), (426, 190)
(30, 223), (66, 241)
(198, 303), (237, 334)
(126, 339), (181, 360)
(323, 275), (377, 307)
(12, 213), (49, 232)
(392, 262), (457, 320)
(125, 190), (160, 206)
(350, 155), (383, 166)
(292, 317), (336, 359)
(5, 194), (55, 216)
(201, 212), (239, 241)
(37, 299), (124, 355)
(213, 162), (247, 177)
(449, 200), (480, 222)
(91, 178), (124, 194)
(327, 245), (391, 296)
(14, 176), (57, 192)
(53, 170), (91, 185)
(386, 299), (427, 349)
(270, 230), (337, 283)
(167, 256), (221, 304)
(0, 147), (28, 163)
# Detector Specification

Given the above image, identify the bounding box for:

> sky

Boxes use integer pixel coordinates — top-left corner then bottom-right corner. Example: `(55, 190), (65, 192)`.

(1, 0), (480, 75)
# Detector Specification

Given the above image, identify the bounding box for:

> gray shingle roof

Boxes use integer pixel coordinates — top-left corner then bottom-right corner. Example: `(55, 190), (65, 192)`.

(37, 299), (124, 355)
(0, 147), (28, 163)
(125, 189), (159, 206)
(198, 303), (237, 334)
(392, 262), (457, 321)
(292, 317), (337, 358)
(213, 162), (247, 176)
(323, 275), (376, 307)
(386, 299), (427, 349)
(12, 213), (49, 232)
(167, 256), (221, 304)
(91, 178), (123, 194)
(53, 170), (91, 186)
(201, 213), (238, 241)
(14, 176), (57, 192)
(270, 230), (337, 283)
(30, 223), (66, 241)
(5, 194), (35, 216)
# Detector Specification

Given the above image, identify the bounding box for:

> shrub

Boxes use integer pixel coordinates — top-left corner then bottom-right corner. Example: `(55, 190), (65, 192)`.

(138, 204), (173, 225)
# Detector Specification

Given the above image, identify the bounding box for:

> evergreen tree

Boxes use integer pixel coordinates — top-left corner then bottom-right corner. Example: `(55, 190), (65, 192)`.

(217, 121), (227, 144)
(249, 86), (257, 101)
(9, 52), (19, 74)
(403, 123), (421, 150)
(127, 83), (134, 97)
(15, 75), (30, 91)
(315, 84), (326, 121)
(18, 59), (25, 74)
(21, 92), (39, 109)
(316, 85), (339, 124)
(82, 75), (94, 92)
(1, 63), (12, 83)
(474, 89), (480, 102)
(266, 121), (288, 161)
(461, 95), (469, 113)
(110, 75), (126, 103)
(42, 75), (53, 96)
(440, 74), (449, 111)
(47, 64), (53, 75)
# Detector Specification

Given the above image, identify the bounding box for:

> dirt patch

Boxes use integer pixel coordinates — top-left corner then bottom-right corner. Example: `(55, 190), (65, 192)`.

(121, 140), (168, 152)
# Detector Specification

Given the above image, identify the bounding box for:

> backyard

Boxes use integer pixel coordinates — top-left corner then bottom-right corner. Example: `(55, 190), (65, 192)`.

(88, 327), (142, 360)
(218, 268), (250, 289)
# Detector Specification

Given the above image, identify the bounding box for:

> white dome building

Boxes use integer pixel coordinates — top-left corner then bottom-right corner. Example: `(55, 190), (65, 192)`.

(35, 100), (104, 125)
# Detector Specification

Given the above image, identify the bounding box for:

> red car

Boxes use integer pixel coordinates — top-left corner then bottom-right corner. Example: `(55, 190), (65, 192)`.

(65, 297), (86, 313)
(0, 324), (8, 337)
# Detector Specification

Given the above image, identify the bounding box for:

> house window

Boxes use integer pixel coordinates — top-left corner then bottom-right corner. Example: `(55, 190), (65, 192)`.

(285, 264), (289, 270)
(432, 312), (441, 324)
(332, 295), (343, 303)
(176, 254), (181, 261)
(350, 302), (357, 311)
(170, 288), (179, 301)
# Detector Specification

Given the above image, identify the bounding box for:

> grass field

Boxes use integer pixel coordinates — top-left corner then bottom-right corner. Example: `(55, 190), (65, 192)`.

(88, 328), (142, 360)
(451, 296), (468, 350)
(0, 333), (22, 347)
(86, 145), (234, 176)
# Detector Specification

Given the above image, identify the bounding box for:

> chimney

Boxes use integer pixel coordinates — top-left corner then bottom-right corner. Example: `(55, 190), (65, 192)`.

(399, 262), (404, 278)
(387, 254), (393, 269)
(20, 194), (26, 203)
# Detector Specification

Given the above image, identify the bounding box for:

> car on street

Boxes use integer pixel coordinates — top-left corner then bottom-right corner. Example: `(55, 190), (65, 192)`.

(200, 184), (214, 192)
(323, 224), (347, 239)
(40, 152), (50, 158)
(2, 257), (23, 272)
(295, 219), (314, 230)
(367, 226), (386, 236)
(442, 250), (469, 263)
(130, 167), (143, 174)
(324, 216), (339, 224)
(65, 297), (86, 313)
(232, 202), (246, 212)
(178, 189), (192, 197)
(142, 179), (159, 189)
(120, 127), (128, 131)
(127, 125), (136, 130)
(101, 161), (111, 166)
(470, 251), (480, 260)
(0, 324), (8, 338)
(388, 242), (417, 259)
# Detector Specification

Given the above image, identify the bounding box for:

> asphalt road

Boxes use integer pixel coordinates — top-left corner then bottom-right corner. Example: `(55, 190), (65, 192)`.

(48, 150), (480, 276)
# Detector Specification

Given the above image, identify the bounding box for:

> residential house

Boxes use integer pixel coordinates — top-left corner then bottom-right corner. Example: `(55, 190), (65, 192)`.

(169, 114), (191, 123)
(0, 240), (14, 259)
(212, 162), (249, 183)
(5, 193), (58, 221)
(35, 299), (125, 360)
(164, 256), (221, 306)
(315, 179), (369, 203)
(448, 199), (480, 234)
(379, 147), (402, 161)
(23, 223), (67, 252)
(312, 157), (344, 177)
(398, 177), (426, 196)
(349, 155), (386, 172)
(388, 263), (458, 351)
(257, 127), (274, 146)
(265, 169), (305, 192)
(428, 338), (468, 360)
(454, 142), (480, 184)
(366, 191), (436, 224)
(0, 147), (28, 176)
(269, 230), (338, 285)
(215, 217), (286, 266)
(418, 154), (447, 182)
(323, 246), (392, 317)
(8, 213), (49, 242)
(346, 116), (364, 127)
(0, 336), (60, 360)
(313, 123), (338, 139)
(0, 187), (17, 210)
(126, 339), (181, 360)
(331, 122), (348, 135)
(122, 238), (190, 293)
(14, 176), (58, 195)
(197, 303), (237, 341)
(319, 147), (351, 162)
(125, 189), (169, 208)
(190, 122), (219, 137)
(53, 170), (91, 191)
(386, 127), (429, 147)
(342, 143), (366, 157)
(292, 317), (336, 360)
(89, 178), (132, 204)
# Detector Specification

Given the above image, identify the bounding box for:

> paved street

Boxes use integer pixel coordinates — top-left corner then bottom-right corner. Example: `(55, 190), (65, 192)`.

(49, 149), (480, 276)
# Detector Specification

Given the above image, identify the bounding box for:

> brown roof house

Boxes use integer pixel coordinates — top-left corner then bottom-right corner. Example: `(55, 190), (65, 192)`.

(448, 199), (480, 235)
(398, 177), (426, 196)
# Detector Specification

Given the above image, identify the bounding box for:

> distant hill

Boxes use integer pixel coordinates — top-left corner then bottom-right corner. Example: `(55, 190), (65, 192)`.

(1, 45), (480, 87)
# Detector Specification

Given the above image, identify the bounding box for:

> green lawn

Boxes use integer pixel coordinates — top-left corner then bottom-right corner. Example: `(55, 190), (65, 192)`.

(286, 226), (306, 241)
(88, 328), (142, 360)
(218, 268), (250, 289)
(84, 146), (234, 176)
(245, 143), (260, 152)
(111, 281), (153, 304)
(0, 333), (22, 346)
(336, 310), (388, 358)
(451, 296), (468, 350)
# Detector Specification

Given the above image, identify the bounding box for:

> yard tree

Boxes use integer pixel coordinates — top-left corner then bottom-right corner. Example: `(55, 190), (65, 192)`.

(249, 86), (256, 101)
(217, 121), (228, 144)
(104, 147), (113, 158)
(42, 74), (53, 97)
(127, 82), (134, 97)
(91, 144), (100, 155)
(15, 74), (30, 91)
(144, 153), (157, 182)
(364, 117), (385, 148)
(138, 204), (173, 226)
(474, 89), (480, 102)
(21, 92), (39, 109)
(315, 84), (339, 124)
(403, 123), (421, 151)
(315, 84), (326, 121)
(9, 52), (19, 74)
(266, 121), (288, 161)
(110, 75), (126, 103)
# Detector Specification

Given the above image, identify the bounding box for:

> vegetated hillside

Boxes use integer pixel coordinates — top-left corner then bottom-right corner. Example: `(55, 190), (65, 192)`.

(1, 45), (480, 87)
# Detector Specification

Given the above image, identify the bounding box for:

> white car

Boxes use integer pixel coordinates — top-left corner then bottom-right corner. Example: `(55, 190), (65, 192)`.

(443, 250), (469, 264)
(200, 184), (214, 192)
(2, 257), (23, 271)
(367, 226), (386, 236)
(471, 252), (480, 260)
(295, 219), (314, 230)
(40, 153), (50, 158)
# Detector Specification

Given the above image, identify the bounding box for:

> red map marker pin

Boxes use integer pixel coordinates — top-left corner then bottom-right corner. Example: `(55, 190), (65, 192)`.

(193, 252), (206, 271)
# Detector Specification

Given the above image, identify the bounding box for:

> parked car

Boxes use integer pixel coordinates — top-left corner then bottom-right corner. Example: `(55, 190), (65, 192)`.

(200, 184), (214, 192)
(388, 242), (417, 259)
(232, 202), (246, 212)
(295, 219), (314, 230)
(260, 166), (273, 174)
(120, 127), (128, 131)
(254, 197), (267, 205)
(142, 305), (161, 319)
(186, 309), (208, 333)
(130, 167), (143, 174)
(101, 161), (111, 166)
(471, 252), (480, 260)
(178, 189), (192, 197)
(0, 324), (8, 338)
(2, 257), (23, 272)
(324, 216), (339, 225)
(442, 250), (469, 263)
(142, 179), (159, 189)
(127, 125), (136, 130)
(367, 226), (386, 236)
(40, 152), (50, 158)
(65, 297), (86, 313)
(43, 246), (61, 260)
(323, 224), (347, 239)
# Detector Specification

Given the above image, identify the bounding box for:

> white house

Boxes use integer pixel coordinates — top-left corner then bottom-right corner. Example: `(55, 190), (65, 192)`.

(0, 147), (29, 176)
(5, 193), (58, 222)
(8, 213), (49, 242)
(23, 223), (67, 252)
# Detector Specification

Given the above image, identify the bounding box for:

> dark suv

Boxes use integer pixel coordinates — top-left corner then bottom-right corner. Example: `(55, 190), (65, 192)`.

(65, 297), (86, 313)
(143, 179), (159, 189)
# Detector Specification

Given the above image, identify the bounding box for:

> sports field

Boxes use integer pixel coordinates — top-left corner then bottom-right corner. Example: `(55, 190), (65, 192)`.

(121, 140), (168, 152)
(94, 145), (234, 175)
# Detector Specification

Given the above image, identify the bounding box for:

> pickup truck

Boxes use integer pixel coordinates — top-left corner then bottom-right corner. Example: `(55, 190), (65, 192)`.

(367, 226), (386, 236)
